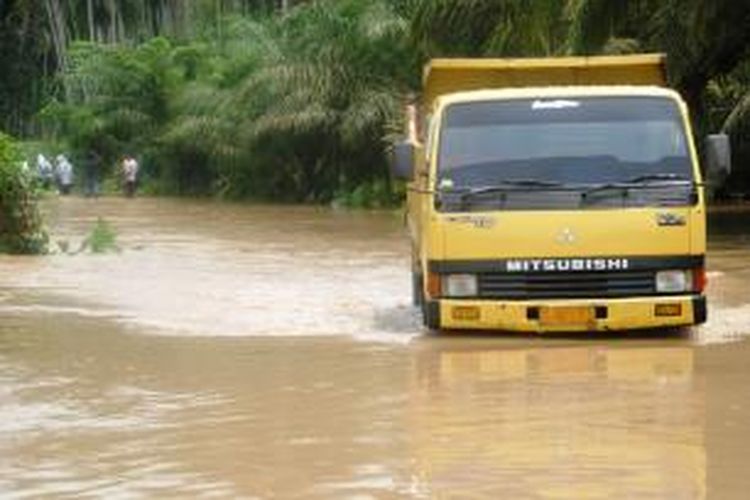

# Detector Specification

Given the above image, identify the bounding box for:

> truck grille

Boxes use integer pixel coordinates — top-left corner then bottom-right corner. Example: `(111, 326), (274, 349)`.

(478, 270), (656, 299)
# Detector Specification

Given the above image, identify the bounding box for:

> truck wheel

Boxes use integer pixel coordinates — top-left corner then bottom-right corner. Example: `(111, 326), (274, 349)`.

(412, 267), (440, 331)
(412, 270), (423, 306)
(421, 300), (441, 331)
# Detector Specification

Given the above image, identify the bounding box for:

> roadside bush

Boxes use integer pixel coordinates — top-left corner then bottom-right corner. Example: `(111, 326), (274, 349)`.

(86, 218), (119, 254)
(0, 133), (47, 254)
(333, 179), (405, 208)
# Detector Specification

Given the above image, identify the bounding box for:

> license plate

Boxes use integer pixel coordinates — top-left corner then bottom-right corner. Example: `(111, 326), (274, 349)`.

(452, 306), (481, 321)
(539, 306), (593, 326)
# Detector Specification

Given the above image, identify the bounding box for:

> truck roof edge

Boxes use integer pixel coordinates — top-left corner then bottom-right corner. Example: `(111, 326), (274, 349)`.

(422, 53), (667, 110)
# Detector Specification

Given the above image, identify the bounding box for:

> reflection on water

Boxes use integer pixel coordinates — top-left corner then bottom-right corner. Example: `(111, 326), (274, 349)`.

(0, 198), (749, 497)
(411, 340), (704, 499)
(0, 316), (415, 498)
(0, 315), (720, 498)
(700, 208), (750, 344)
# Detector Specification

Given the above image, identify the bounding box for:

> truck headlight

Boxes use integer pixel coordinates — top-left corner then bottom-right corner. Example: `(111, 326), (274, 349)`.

(443, 274), (478, 297)
(655, 270), (692, 293)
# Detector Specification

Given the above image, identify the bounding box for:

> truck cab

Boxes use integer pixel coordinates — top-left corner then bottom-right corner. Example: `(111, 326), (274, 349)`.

(393, 55), (731, 333)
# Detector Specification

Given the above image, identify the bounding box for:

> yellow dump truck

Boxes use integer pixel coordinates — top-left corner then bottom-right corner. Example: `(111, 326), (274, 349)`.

(392, 54), (732, 332)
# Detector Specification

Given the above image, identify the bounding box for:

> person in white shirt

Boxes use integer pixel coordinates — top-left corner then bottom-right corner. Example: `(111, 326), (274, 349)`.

(122, 155), (139, 197)
(36, 153), (53, 189)
(55, 154), (74, 195)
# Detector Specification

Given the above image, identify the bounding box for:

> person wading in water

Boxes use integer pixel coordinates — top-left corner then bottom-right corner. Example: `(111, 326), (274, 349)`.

(83, 149), (102, 197)
(121, 155), (139, 198)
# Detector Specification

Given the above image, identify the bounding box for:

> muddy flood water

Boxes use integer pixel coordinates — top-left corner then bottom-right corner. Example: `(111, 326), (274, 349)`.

(1, 197), (750, 499)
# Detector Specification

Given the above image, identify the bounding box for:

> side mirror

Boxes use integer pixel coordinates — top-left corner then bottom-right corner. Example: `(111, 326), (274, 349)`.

(705, 134), (732, 178)
(391, 141), (415, 180)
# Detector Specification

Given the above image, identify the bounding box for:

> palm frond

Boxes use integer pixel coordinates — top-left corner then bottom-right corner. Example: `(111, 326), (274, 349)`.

(565, 0), (630, 55)
(723, 91), (750, 135)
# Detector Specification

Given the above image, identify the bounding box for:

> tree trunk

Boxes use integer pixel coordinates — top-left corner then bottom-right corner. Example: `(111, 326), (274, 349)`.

(107, 0), (116, 42)
(87, 0), (94, 41)
(43, 0), (67, 76)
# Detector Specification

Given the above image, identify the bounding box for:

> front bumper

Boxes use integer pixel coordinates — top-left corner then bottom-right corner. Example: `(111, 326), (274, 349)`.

(429, 295), (706, 332)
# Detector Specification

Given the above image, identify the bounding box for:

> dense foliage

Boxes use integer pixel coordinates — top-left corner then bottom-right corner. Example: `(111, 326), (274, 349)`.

(1, 0), (749, 203)
(40, 1), (414, 203)
(0, 134), (47, 254)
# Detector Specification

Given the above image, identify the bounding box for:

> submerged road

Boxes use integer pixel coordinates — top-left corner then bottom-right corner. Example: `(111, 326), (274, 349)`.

(1, 197), (749, 498)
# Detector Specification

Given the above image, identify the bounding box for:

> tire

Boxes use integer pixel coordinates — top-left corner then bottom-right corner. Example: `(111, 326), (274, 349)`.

(412, 259), (440, 331)
(421, 299), (441, 331)
(412, 270), (423, 307)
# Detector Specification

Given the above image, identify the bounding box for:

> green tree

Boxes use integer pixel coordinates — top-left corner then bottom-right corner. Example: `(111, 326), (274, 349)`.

(41, 1), (414, 203)
(410, 0), (568, 58)
(0, 133), (47, 254)
(0, 1), (52, 135)
(216, 0), (415, 201)
(12, 0), (750, 199)
(42, 36), (179, 166)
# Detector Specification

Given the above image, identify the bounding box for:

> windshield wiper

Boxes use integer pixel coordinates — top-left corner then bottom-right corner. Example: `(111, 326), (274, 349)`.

(581, 174), (696, 207)
(457, 179), (564, 201)
(445, 180), (567, 210)
(582, 174), (691, 199)
(626, 173), (689, 184)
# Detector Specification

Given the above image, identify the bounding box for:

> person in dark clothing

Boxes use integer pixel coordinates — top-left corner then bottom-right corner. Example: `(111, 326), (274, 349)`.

(82, 150), (101, 197)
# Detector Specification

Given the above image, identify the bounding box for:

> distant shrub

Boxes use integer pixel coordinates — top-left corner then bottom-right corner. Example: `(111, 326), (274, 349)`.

(333, 179), (405, 209)
(86, 218), (119, 254)
(0, 133), (47, 254)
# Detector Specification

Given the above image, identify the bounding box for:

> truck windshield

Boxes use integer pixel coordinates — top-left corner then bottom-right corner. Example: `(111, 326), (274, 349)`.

(437, 96), (695, 210)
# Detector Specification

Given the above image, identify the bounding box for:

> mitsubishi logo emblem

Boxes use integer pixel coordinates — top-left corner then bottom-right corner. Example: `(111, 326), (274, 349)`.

(557, 228), (577, 245)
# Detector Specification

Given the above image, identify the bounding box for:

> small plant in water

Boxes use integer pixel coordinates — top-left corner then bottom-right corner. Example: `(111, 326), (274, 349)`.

(86, 218), (119, 253)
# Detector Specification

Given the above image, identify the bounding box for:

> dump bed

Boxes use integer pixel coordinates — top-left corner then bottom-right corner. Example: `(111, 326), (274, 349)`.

(422, 54), (667, 110)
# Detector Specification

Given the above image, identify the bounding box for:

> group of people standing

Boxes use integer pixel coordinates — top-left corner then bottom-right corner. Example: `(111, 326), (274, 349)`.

(33, 152), (139, 198)
(34, 153), (71, 192)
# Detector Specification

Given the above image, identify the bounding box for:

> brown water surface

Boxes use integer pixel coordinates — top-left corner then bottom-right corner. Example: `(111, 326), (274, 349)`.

(1, 197), (749, 498)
